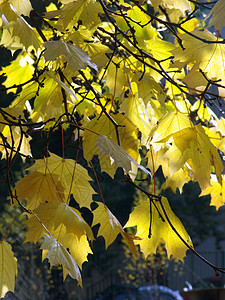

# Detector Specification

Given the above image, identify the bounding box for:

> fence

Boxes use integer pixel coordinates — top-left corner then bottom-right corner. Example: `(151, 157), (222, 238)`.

(4, 246), (225, 300)
(84, 249), (225, 299)
(168, 250), (225, 291)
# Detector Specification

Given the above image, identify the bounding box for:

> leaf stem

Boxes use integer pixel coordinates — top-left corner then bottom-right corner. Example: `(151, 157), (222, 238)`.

(78, 70), (122, 146)
(90, 161), (106, 206)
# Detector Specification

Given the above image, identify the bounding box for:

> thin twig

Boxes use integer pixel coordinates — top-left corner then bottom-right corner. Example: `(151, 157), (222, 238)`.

(158, 196), (225, 274)
(78, 69), (122, 146)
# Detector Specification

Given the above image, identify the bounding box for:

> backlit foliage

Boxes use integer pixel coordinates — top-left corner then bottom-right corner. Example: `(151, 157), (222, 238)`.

(0, 0), (225, 296)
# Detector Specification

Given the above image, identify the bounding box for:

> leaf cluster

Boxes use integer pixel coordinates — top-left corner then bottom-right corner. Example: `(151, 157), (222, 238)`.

(1, 0), (225, 297)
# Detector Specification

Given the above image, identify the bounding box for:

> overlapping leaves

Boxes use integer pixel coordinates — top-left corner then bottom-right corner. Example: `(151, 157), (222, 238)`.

(149, 112), (223, 190)
(1, 0), (225, 296)
(172, 29), (225, 96)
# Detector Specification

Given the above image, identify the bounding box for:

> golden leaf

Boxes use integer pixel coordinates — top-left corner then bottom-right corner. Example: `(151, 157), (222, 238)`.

(171, 124), (223, 189)
(96, 135), (151, 176)
(10, 0), (33, 16)
(120, 93), (152, 144)
(172, 29), (225, 97)
(54, 203), (93, 239)
(147, 147), (170, 178)
(92, 202), (122, 249)
(83, 114), (139, 178)
(150, 111), (192, 144)
(0, 241), (17, 298)
(44, 0), (103, 31)
(161, 168), (189, 193)
(15, 172), (64, 210)
(64, 233), (93, 269)
(25, 202), (93, 269)
(0, 125), (32, 160)
(151, 0), (191, 16)
(43, 40), (97, 71)
(207, 0), (225, 32)
(41, 235), (82, 286)
(51, 224), (93, 269)
(26, 152), (95, 208)
(201, 175), (225, 210)
(125, 197), (193, 261)
(13, 15), (40, 50)
(0, 52), (34, 94)
(151, 0), (191, 23)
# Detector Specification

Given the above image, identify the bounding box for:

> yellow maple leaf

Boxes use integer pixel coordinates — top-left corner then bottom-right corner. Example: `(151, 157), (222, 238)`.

(171, 29), (225, 97)
(191, 100), (211, 122)
(207, 0), (225, 32)
(178, 18), (201, 34)
(96, 135), (151, 177)
(12, 72), (69, 123)
(0, 51), (34, 94)
(11, 80), (40, 112)
(83, 113), (139, 178)
(0, 1), (17, 23)
(151, 0), (191, 16)
(120, 93), (152, 144)
(81, 42), (109, 69)
(133, 73), (165, 108)
(25, 202), (93, 268)
(50, 223), (93, 269)
(46, 72), (78, 103)
(151, 0), (191, 23)
(25, 201), (58, 243)
(43, 40), (97, 71)
(147, 147), (170, 178)
(125, 196), (193, 261)
(15, 172), (64, 210)
(63, 233), (93, 269)
(167, 124), (223, 189)
(0, 24), (23, 53)
(30, 74), (63, 122)
(44, 0), (103, 31)
(92, 202), (122, 249)
(144, 39), (175, 72)
(41, 235), (82, 286)
(163, 140), (191, 175)
(25, 201), (93, 241)
(114, 5), (157, 42)
(0, 125), (32, 160)
(26, 152), (95, 208)
(54, 203), (93, 239)
(92, 202), (138, 255)
(203, 126), (221, 149)
(201, 175), (225, 210)
(161, 168), (189, 193)
(65, 27), (92, 45)
(104, 57), (128, 98)
(13, 16), (40, 50)
(0, 241), (17, 298)
(9, 0), (33, 16)
(150, 111), (192, 145)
